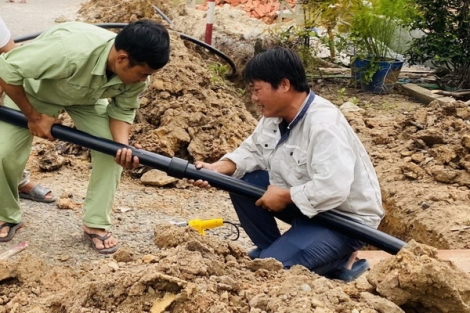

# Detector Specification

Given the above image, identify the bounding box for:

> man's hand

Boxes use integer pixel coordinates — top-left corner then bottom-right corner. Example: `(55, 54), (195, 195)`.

(27, 113), (61, 141)
(114, 144), (142, 169)
(255, 185), (292, 212)
(188, 161), (218, 188)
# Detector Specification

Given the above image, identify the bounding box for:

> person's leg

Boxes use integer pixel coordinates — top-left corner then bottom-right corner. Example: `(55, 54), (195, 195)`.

(229, 170), (300, 250)
(260, 217), (365, 276)
(18, 170), (30, 188)
(65, 103), (121, 253)
(18, 170), (56, 202)
(0, 99), (34, 240)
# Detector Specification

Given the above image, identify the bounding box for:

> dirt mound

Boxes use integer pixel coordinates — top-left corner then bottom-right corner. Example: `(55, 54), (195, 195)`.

(3, 228), (468, 312)
(368, 240), (470, 313)
(339, 95), (470, 250)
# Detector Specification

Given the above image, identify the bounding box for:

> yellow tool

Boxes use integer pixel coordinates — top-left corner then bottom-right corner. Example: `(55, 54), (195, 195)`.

(173, 218), (224, 235)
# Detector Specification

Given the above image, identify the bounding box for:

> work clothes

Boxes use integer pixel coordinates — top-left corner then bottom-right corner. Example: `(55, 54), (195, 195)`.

(0, 22), (147, 229)
(222, 91), (384, 228)
(0, 22), (146, 123)
(231, 170), (365, 275)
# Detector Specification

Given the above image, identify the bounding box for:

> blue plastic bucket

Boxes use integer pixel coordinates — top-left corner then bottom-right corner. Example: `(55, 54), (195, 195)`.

(351, 58), (404, 94)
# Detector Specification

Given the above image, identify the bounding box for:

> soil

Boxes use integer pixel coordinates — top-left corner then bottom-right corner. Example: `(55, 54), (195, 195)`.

(1, 0), (470, 312)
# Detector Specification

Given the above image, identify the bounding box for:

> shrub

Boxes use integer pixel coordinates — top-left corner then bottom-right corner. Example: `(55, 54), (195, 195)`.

(405, 0), (470, 89)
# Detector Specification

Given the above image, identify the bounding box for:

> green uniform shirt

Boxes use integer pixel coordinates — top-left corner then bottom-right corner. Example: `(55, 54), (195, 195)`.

(0, 22), (147, 123)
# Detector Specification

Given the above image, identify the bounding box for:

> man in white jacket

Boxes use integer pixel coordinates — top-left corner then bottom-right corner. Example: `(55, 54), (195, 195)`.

(0, 15), (56, 203)
(191, 47), (384, 282)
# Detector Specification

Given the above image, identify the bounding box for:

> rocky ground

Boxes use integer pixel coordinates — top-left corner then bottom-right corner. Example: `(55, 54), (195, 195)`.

(1, 0), (470, 312)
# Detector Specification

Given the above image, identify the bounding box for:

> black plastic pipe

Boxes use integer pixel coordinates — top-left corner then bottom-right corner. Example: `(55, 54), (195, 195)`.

(0, 106), (406, 254)
(13, 23), (237, 79)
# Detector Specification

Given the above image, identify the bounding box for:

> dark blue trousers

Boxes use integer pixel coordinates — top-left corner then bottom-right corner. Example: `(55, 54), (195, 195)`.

(230, 170), (365, 275)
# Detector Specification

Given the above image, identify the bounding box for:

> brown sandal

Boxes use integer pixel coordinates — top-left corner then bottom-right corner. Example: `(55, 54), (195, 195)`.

(83, 231), (118, 254)
(0, 222), (24, 242)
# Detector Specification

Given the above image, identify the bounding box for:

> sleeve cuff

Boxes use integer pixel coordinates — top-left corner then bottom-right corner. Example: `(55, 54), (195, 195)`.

(106, 103), (136, 124)
(0, 58), (24, 85)
(290, 184), (318, 218)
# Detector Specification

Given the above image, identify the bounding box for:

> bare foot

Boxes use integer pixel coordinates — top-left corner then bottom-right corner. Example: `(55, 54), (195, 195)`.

(345, 251), (359, 270)
(0, 222), (10, 238)
(81, 225), (117, 251)
(0, 221), (23, 242)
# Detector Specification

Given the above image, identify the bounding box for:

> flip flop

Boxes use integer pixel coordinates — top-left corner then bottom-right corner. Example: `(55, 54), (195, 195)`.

(19, 184), (57, 203)
(0, 222), (24, 242)
(330, 259), (370, 282)
(83, 231), (118, 254)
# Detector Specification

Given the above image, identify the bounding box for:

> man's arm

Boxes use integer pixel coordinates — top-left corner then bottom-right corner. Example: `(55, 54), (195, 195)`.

(109, 117), (131, 145)
(0, 38), (15, 54)
(0, 77), (57, 140)
(110, 117), (141, 169)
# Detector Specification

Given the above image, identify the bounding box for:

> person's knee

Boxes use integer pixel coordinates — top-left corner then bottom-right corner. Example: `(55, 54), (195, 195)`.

(240, 170), (269, 186)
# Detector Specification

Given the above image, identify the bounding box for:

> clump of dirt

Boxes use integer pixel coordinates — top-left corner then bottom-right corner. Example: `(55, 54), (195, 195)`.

(368, 240), (470, 313)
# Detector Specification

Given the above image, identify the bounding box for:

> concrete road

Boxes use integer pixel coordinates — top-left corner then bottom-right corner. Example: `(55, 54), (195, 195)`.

(0, 0), (84, 38)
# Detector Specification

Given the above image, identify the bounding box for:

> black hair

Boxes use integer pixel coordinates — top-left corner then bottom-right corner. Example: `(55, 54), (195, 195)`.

(242, 47), (310, 93)
(115, 19), (170, 70)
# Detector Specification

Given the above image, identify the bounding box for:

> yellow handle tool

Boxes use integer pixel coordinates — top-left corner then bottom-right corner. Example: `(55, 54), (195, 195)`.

(187, 218), (224, 235)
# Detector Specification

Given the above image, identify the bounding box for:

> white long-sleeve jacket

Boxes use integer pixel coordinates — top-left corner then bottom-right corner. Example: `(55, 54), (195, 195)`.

(221, 92), (384, 228)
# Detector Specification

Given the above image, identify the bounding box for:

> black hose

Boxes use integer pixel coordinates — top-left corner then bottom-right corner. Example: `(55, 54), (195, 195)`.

(150, 5), (237, 78)
(0, 106), (407, 255)
(13, 21), (237, 79)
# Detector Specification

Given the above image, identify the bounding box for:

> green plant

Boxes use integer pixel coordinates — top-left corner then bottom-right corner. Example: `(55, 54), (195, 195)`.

(300, 0), (357, 60)
(267, 25), (322, 74)
(207, 63), (229, 84)
(354, 59), (380, 83)
(349, 0), (418, 60)
(405, 0), (470, 89)
(348, 96), (359, 105)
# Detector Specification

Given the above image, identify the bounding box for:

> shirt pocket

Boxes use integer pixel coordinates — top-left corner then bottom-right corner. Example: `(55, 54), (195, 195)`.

(54, 81), (90, 105)
(286, 146), (308, 180)
(254, 131), (277, 159)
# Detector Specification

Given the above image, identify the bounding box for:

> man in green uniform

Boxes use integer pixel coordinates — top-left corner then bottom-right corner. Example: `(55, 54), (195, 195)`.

(0, 20), (170, 254)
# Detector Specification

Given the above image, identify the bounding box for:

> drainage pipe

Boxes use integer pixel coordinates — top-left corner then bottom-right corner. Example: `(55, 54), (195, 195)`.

(0, 106), (407, 255)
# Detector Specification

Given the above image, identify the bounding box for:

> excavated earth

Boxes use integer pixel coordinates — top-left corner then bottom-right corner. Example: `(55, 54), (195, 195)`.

(0, 0), (470, 312)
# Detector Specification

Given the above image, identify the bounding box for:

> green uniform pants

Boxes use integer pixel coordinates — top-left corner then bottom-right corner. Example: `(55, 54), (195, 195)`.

(0, 97), (122, 230)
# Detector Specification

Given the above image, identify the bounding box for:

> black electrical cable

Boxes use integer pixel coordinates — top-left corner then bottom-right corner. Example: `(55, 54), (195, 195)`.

(150, 5), (237, 79)
(223, 221), (240, 241)
(13, 21), (237, 79)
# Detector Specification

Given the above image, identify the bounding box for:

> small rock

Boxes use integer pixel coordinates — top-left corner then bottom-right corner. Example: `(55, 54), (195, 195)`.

(420, 202), (431, 209)
(38, 151), (65, 171)
(107, 261), (120, 271)
(300, 283), (311, 292)
(142, 254), (158, 263)
(56, 198), (81, 210)
(57, 255), (71, 262)
(113, 248), (135, 262)
(141, 169), (178, 187)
